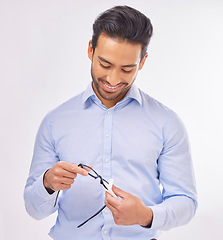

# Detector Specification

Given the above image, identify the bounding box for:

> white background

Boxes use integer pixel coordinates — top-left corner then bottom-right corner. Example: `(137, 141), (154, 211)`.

(0, 0), (222, 239)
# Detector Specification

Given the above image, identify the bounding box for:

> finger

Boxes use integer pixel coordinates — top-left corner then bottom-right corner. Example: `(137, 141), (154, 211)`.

(112, 186), (128, 199)
(105, 200), (117, 214)
(59, 162), (88, 176)
(105, 194), (118, 214)
(71, 163), (89, 176)
(105, 191), (120, 209)
(57, 183), (73, 190)
(57, 168), (77, 179)
(82, 165), (93, 171)
(61, 176), (75, 185)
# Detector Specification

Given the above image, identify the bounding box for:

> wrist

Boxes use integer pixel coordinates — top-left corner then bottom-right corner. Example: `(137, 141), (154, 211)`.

(140, 206), (153, 227)
(43, 169), (55, 194)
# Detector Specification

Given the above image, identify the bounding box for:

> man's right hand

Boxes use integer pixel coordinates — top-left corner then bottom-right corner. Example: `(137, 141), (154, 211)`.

(43, 161), (88, 193)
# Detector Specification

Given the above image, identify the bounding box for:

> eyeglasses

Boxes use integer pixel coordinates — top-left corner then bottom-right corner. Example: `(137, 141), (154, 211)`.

(53, 163), (109, 228)
(77, 163), (109, 228)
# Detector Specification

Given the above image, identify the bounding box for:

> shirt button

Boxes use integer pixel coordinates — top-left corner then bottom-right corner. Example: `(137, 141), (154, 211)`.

(105, 133), (110, 138)
(103, 230), (107, 234)
(104, 209), (109, 214)
(104, 158), (109, 163)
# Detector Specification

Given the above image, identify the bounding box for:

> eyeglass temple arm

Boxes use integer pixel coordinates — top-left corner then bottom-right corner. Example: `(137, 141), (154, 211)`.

(77, 205), (106, 228)
(54, 190), (60, 207)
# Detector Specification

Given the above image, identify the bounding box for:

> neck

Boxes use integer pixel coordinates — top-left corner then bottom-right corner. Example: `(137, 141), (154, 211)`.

(92, 82), (128, 109)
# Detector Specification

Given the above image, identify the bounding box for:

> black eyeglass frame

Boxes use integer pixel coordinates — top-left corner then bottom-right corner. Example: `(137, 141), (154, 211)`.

(78, 163), (109, 189)
(53, 163), (110, 228)
(77, 163), (109, 228)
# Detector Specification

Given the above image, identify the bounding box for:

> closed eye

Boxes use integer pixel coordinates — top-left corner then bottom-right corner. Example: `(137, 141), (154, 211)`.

(122, 69), (133, 73)
(99, 62), (110, 69)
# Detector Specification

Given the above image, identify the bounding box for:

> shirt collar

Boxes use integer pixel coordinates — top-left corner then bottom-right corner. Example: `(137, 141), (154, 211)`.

(82, 82), (142, 108)
(82, 82), (96, 106)
(123, 83), (142, 106)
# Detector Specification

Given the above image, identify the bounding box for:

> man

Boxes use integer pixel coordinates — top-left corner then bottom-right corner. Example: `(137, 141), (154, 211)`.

(24, 5), (197, 240)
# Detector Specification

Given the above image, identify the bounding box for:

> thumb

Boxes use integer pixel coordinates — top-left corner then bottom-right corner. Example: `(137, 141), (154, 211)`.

(112, 185), (128, 199)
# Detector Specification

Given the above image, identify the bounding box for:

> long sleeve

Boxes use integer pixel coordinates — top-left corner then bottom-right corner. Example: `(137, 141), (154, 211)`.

(24, 114), (59, 220)
(23, 84), (198, 239)
(150, 110), (197, 230)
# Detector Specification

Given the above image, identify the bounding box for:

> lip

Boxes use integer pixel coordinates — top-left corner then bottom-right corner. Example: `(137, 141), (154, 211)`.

(101, 81), (123, 93)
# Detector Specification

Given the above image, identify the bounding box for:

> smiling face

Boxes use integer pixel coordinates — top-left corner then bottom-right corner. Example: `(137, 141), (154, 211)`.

(88, 34), (148, 108)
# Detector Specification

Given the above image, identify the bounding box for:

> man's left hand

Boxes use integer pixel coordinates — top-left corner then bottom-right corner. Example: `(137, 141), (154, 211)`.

(104, 186), (153, 226)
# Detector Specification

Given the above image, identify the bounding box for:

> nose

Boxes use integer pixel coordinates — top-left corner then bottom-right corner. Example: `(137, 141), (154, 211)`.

(106, 69), (121, 86)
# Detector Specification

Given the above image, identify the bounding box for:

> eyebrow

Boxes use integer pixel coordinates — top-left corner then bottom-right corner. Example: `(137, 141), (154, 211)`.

(98, 56), (137, 68)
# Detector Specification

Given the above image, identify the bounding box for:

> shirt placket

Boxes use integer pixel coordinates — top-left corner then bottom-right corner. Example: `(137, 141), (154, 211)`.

(101, 108), (114, 240)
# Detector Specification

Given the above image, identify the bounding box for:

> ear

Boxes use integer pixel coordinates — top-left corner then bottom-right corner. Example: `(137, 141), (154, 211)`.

(88, 40), (93, 61)
(138, 53), (148, 70)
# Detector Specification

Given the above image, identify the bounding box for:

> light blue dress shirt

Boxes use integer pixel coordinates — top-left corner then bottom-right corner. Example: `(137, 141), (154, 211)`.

(24, 83), (197, 240)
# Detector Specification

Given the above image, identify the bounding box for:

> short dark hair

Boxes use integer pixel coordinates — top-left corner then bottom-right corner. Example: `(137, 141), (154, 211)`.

(92, 5), (153, 60)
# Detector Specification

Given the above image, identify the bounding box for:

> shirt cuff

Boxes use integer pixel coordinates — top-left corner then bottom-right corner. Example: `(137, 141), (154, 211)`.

(149, 204), (166, 229)
(35, 173), (58, 201)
